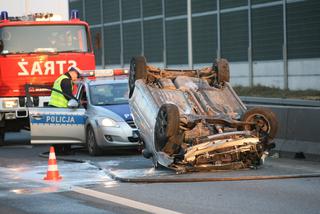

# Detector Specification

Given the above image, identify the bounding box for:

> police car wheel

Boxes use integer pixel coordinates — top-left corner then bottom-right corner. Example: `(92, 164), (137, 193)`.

(86, 126), (102, 156)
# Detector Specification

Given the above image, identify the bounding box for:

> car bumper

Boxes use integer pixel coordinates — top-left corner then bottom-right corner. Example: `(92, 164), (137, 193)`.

(95, 121), (140, 148)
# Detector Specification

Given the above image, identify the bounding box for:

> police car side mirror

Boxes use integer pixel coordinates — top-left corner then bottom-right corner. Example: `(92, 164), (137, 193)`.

(68, 99), (79, 109)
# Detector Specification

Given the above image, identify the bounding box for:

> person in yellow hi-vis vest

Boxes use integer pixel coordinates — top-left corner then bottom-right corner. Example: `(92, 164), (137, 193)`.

(49, 67), (80, 108)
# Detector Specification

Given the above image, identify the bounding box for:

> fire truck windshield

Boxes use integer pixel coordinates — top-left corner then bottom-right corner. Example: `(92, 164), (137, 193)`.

(0, 25), (90, 54)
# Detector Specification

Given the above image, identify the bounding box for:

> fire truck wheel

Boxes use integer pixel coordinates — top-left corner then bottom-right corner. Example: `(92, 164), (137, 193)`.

(0, 129), (5, 146)
(129, 56), (147, 98)
(86, 126), (102, 156)
(241, 107), (278, 140)
(213, 58), (230, 83)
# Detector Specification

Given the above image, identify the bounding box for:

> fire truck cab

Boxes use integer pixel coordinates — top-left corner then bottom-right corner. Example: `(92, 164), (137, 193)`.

(0, 10), (95, 145)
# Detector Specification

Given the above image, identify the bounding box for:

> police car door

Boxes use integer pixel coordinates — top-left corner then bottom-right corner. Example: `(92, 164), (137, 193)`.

(29, 107), (86, 144)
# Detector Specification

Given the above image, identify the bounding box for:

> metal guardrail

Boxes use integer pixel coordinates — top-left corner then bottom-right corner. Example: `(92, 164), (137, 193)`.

(240, 96), (320, 107)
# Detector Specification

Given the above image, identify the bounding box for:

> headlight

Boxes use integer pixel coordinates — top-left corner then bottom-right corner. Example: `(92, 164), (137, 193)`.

(101, 118), (119, 127)
(3, 99), (18, 108)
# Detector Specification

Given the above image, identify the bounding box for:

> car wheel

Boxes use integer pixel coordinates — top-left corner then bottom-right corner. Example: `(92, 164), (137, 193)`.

(129, 56), (147, 98)
(158, 104), (180, 137)
(86, 126), (102, 156)
(154, 104), (180, 151)
(213, 58), (230, 83)
(0, 129), (5, 146)
(241, 107), (278, 140)
(154, 104), (181, 157)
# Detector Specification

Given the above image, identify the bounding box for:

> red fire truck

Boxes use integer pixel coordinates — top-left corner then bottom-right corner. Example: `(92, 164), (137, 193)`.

(0, 10), (95, 145)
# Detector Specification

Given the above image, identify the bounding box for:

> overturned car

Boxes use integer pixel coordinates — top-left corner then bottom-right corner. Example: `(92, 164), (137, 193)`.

(128, 56), (278, 172)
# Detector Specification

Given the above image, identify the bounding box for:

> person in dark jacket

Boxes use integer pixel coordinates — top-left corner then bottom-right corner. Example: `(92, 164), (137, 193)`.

(49, 67), (80, 107)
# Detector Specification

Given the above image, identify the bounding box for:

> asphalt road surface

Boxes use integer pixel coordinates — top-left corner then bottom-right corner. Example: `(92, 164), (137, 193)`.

(0, 132), (320, 214)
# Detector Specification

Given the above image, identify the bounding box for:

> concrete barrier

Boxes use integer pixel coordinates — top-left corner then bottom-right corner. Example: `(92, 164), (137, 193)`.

(241, 96), (320, 107)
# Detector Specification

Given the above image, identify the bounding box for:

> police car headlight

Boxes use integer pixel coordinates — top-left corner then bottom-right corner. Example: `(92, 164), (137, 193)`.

(101, 118), (119, 127)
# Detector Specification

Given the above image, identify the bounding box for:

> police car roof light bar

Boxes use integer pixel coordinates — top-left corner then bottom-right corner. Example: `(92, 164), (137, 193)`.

(94, 69), (114, 77)
(79, 70), (95, 78)
(79, 69), (128, 78)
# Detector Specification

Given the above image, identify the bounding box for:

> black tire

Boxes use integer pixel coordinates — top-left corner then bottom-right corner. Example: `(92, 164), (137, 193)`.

(241, 107), (278, 140)
(86, 126), (102, 156)
(0, 128), (5, 146)
(159, 104), (180, 137)
(154, 104), (180, 151)
(213, 58), (230, 83)
(128, 56), (147, 98)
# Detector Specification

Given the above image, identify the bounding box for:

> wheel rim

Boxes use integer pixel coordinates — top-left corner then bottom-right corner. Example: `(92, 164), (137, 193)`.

(87, 128), (95, 154)
(155, 108), (169, 151)
(158, 109), (168, 137)
(245, 113), (271, 136)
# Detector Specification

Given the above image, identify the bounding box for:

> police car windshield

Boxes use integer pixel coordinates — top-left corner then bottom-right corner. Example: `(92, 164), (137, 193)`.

(0, 25), (90, 54)
(89, 83), (129, 106)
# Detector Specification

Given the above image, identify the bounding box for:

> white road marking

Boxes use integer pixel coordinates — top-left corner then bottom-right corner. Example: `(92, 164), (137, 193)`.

(71, 186), (182, 214)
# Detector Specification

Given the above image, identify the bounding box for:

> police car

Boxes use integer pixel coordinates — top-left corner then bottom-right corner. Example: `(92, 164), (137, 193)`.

(27, 69), (140, 155)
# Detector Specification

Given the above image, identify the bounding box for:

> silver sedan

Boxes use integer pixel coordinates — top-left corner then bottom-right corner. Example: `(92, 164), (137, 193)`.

(77, 78), (140, 155)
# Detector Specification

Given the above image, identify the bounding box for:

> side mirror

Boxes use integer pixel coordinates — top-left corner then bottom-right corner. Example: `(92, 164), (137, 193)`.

(0, 40), (3, 53)
(67, 99), (79, 108)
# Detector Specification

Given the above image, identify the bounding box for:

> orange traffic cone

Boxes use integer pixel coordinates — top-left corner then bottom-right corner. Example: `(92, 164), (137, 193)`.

(44, 146), (62, 181)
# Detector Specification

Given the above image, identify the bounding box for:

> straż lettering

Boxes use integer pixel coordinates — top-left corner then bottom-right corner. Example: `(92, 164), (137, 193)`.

(18, 59), (77, 76)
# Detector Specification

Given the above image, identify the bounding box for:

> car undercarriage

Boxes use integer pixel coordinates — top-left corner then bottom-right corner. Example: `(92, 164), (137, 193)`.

(129, 56), (278, 173)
